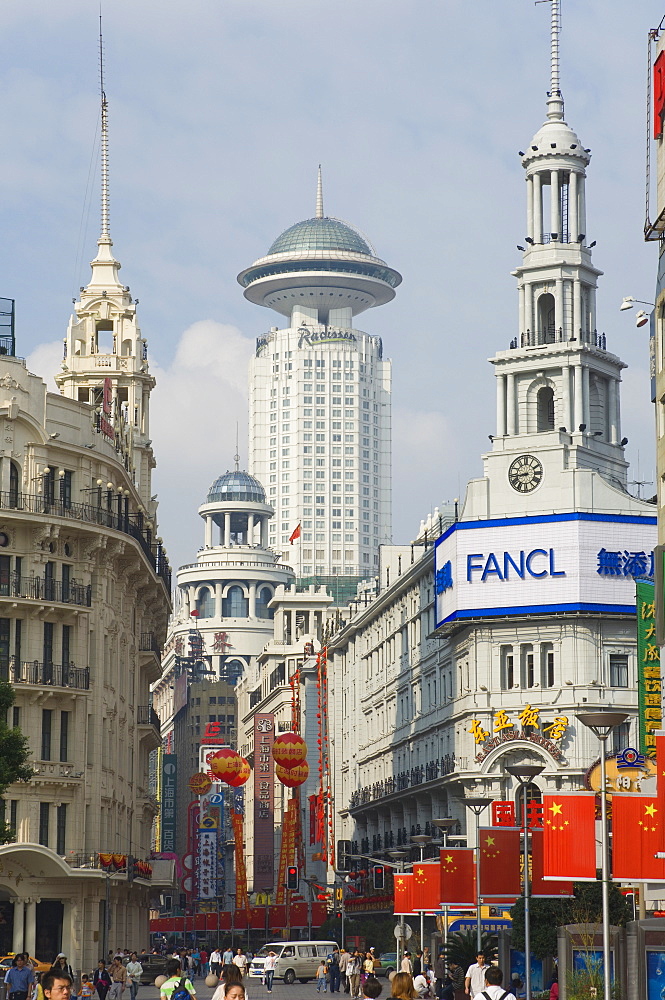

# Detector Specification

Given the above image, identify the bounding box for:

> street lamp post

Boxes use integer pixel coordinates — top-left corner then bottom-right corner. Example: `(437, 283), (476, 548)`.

(506, 763), (545, 1000)
(432, 818), (456, 954)
(464, 797), (492, 953)
(411, 834), (434, 956)
(577, 712), (629, 1000)
(388, 850), (409, 968)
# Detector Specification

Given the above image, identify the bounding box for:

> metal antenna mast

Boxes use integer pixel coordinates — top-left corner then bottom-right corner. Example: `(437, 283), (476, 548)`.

(99, 12), (110, 239)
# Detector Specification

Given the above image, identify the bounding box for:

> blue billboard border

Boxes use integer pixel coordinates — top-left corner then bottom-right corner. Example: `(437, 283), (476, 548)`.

(434, 511), (657, 549)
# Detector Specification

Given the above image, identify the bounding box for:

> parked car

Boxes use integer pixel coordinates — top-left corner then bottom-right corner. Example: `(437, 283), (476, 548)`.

(374, 953), (397, 978)
(250, 941), (339, 984)
(0, 956), (51, 974)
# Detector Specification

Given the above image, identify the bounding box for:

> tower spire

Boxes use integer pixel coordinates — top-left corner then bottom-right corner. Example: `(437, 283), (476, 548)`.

(99, 12), (110, 239)
(316, 165), (324, 219)
(546, 0), (564, 120)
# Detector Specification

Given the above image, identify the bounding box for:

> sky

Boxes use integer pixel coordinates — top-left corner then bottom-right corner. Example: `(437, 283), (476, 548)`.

(0, 0), (662, 574)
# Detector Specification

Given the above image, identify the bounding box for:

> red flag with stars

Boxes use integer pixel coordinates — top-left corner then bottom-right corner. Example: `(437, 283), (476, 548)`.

(542, 793), (597, 880)
(478, 827), (521, 899)
(656, 730), (665, 815)
(530, 829), (574, 897)
(412, 861), (442, 912)
(393, 872), (414, 915)
(440, 848), (475, 906)
(612, 794), (665, 881)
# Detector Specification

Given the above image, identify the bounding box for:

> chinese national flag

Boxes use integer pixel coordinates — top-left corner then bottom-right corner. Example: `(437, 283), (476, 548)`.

(656, 730), (665, 815)
(479, 827), (520, 899)
(289, 523), (302, 544)
(612, 795), (665, 881)
(542, 794), (597, 880)
(530, 829), (573, 897)
(440, 848), (475, 906)
(394, 872), (414, 914)
(412, 862), (442, 912)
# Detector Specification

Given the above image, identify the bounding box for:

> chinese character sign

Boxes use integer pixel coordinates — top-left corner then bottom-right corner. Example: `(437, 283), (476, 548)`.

(637, 579), (661, 757)
(253, 713), (275, 890)
(197, 816), (218, 900)
(161, 755), (177, 854)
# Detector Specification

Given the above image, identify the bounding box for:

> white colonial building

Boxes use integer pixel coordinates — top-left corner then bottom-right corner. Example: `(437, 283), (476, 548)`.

(239, 171), (400, 598)
(328, 10), (657, 883)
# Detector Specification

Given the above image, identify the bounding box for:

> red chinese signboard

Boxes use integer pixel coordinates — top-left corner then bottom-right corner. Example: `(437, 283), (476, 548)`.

(254, 713), (275, 890)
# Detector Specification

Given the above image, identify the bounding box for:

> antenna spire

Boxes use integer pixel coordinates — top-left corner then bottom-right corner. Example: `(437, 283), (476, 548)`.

(316, 165), (324, 219)
(546, 0), (564, 120)
(99, 12), (110, 238)
(234, 422), (240, 471)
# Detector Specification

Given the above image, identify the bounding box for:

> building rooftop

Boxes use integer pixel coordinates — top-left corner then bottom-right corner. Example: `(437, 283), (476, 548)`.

(206, 470), (266, 504)
(267, 217), (375, 258)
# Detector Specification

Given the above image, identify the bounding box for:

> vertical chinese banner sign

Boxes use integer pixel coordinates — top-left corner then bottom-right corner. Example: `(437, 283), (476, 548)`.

(254, 713), (275, 890)
(161, 754), (177, 853)
(637, 579), (661, 758)
(197, 815), (218, 901)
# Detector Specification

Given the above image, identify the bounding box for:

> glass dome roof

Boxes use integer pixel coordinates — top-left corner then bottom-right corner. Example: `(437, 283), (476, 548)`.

(206, 471), (266, 504)
(267, 217), (374, 258)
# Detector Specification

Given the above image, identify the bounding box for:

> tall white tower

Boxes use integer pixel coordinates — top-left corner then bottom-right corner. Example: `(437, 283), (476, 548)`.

(55, 40), (155, 508)
(239, 172), (401, 599)
(482, 0), (629, 506)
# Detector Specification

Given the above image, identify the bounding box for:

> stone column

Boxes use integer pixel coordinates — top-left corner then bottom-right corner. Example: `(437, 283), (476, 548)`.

(214, 583), (224, 619)
(61, 899), (73, 967)
(524, 282), (533, 341)
(224, 513), (231, 547)
(507, 373), (516, 436)
(582, 366), (591, 428)
(572, 279), (581, 340)
(518, 285), (525, 338)
(555, 278), (564, 340)
(550, 170), (560, 237)
(608, 377), (618, 443)
(533, 173), (542, 243)
(247, 514), (255, 545)
(25, 898), (37, 956)
(204, 516), (213, 549)
(260, 518), (268, 548)
(590, 286), (597, 339)
(569, 171), (579, 240)
(496, 374), (506, 437)
(578, 174), (586, 236)
(526, 175), (533, 240)
(574, 363), (584, 429)
(12, 898), (24, 953)
(561, 365), (571, 431)
(248, 582), (257, 619)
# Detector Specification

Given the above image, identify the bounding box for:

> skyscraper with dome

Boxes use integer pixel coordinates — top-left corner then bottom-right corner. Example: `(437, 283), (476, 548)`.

(239, 171), (401, 597)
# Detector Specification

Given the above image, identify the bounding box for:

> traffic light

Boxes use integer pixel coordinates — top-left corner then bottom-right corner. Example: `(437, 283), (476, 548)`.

(127, 855), (136, 883)
(372, 865), (385, 890)
(287, 866), (298, 890)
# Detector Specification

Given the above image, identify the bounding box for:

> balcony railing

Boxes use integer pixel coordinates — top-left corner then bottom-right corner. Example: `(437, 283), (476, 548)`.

(0, 572), (91, 607)
(137, 705), (161, 728)
(139, 632), (160, 655)
(2, 657), (90, 690)
(0, 490), (171, 592)
(349, 754), (458, 809)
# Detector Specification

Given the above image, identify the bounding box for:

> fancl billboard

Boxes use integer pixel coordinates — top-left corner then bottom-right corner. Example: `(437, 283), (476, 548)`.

(434, 512), (656, 628)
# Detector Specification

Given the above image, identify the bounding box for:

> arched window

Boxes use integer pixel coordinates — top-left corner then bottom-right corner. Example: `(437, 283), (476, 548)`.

(516, 781), (543, 827)
(9, 462), (19, 508)
(224, 659), (245, 685)
(536, 386), (555, 431)
(255, 586), (274, 619)
(223, 585), (248, 618)
(196, 586), (214, 618)
(537, 293), (556, 343)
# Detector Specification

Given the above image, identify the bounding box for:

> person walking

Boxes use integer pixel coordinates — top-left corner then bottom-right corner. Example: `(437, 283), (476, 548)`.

(263, 952), (277, 994)
(471, 967), (513, 1000)
(126, 955), (142, 1000)
(328, 951), (341, 994)
(222, 948), (233, 974)
(413, 955), (422, 979)
(347, 952), (361, 1000)
(464, 955), (488, 999)
(316, 961), (328, 994)
(199, 952), (209, 979)
(210, 952), (222, 979)
(5, 954), (35, 1000)
(107, 960), (126, 1000)
(93, 963), (112, 1000)
(400, 955), (413, 977)
(338, 950), (350, 995)
(232, 952), (247, 979)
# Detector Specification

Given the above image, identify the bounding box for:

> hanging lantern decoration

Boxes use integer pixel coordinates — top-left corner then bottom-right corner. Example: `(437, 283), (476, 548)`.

(209, 747), (242, 783)
(276, 760), (309, 788)
(225, 757), (251, 787)
(272, 732), (308, 770)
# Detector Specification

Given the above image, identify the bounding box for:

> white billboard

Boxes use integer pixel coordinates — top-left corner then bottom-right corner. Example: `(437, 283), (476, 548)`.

(434, 513), (656, 628)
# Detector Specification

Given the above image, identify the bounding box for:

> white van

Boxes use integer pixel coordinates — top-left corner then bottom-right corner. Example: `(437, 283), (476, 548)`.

(249, 940), (339, 984)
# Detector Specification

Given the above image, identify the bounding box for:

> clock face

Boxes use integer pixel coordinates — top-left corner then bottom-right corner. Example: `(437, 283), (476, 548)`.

(508, 454), (543, 493)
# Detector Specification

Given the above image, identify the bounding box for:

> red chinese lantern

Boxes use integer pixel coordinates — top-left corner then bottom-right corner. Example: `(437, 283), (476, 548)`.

(272, 732), (308, 770)
(225, 757), (251, 787)
(189, 772), (213, 795)
(209, 748), (242, 783)
(276, 760), (309, 787)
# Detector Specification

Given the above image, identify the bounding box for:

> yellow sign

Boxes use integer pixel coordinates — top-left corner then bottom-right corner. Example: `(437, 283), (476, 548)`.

(586, 755), (657, 797)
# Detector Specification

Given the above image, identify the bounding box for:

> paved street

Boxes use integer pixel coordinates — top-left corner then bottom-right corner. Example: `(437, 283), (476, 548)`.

(135, 981), (351, 1000)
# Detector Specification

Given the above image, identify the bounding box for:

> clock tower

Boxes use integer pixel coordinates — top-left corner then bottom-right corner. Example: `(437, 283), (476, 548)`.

(464, 0), (644, 521)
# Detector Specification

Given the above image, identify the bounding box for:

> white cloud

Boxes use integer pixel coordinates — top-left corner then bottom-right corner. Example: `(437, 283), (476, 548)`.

(26, 340), (62, 390)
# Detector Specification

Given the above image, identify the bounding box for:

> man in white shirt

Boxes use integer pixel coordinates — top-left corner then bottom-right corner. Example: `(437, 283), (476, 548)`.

(401, 953), (413, 976)
(233, 951), (248, 977)
(465, 955), (488, 997)
(472, 966), (513, 1000)
(209, 951), (222, 978)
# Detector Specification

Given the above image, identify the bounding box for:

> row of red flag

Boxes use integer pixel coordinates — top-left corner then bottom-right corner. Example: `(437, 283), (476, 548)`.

(394, 731), (665, 916)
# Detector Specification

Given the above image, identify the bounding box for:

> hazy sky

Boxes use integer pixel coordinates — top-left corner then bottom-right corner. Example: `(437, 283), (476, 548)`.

(0, 0), (662, 573)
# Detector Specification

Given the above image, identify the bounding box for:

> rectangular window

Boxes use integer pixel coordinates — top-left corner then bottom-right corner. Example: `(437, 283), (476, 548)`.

(541, 643), (554, 688)
(613, 720), (631, 755)
(0, 556), (9, 597)
(44, 561), (55, 601)
(42, 709), (53, 761)
(609, 654), (629, 687)
(60, 470), (73, 509)
(9, 800), (17, 839)
(501, 646), (514, 689)
(62, 624), (71, 668)
(0, 619), (9, 681)
(12, 706), (19, 729)
(60, 711), (70, 762)
(39, 802), (50, 847)
(56, 804), (67, 855)
(520, 644), (535, 689)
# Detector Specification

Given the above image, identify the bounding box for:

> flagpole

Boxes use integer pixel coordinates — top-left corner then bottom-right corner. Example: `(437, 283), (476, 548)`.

(507, 764), (545, 1000)
(464, 797), (492, 952)
(412, 835), (433, 954)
